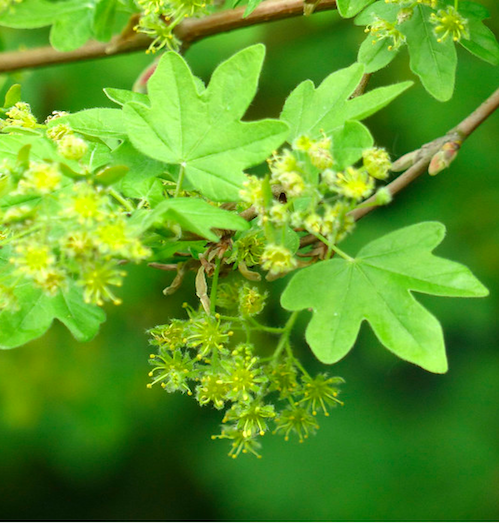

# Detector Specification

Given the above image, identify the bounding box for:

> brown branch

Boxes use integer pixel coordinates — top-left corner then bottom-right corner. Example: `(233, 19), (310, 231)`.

(0, 0), (337, 73)
(351, 85), (499, 222)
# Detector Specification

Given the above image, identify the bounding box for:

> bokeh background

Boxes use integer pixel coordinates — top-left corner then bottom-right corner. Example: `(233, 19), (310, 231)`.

(1, 1), (499, 520)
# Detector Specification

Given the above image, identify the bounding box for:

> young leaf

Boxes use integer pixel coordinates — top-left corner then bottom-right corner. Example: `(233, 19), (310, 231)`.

(49, 7), (94, 52)
(0, 0), (83, 28)
(458, 1), (499, 66)
(0, 281), (106, 350)
(140, 197), (250, 241)
(123, 45), (289, 201)
(121, 176), (165, 208)
(330, 120), (373, 169)
(3, 84), (22, 108)
(281, 222), (488, 373)
(48, 108), (127, 140)
(336, 0), (375, 18)
(400, 6), (457, 102)
(93, 0), (118, 42)
(104, 88), (150, 107)
(280, 62), (412, 141)
(358, 37), (399, 74)
(243, 0), (263, 17)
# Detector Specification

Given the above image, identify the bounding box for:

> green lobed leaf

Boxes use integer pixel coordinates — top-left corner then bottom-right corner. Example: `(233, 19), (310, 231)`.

(280, 63), (411, 141)
(93, 0), (118, 41)
(243, 0), (263, 17)
(281, 222), (488, 373)
(358, 37), (400, 73)
(122, 45), (288, 202)
(353, 0), (399, 25)
(0, 0), (84, 28)
(104, 88), (150, 107)
(336, 0), (376, 18)
(400, 5), (457, 102)
(458, 1), (499, 66)
(330, 120), (373, 169)
(344, 81), (413, 120)
(48, 108), (127, 140)
(49, 7), (94, 52)
(121, 176), (165, 208)
(140, 197), (250, 241)
(0, 280), (106, 349)
(3, 84), (22, 108)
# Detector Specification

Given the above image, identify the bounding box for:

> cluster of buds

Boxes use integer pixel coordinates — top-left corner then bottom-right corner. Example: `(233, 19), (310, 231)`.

(238, 134), (392, 277)
(134, 0), (211, 52)
(46, 113), (88, 161)
(1, 102), (37, 129)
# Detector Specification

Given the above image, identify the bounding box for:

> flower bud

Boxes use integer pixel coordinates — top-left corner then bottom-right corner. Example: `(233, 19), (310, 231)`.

(428, 141), (461, 176)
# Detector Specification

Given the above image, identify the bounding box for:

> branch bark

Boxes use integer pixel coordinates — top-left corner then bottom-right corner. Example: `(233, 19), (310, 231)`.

(351, 85), (499, 222)
(299, 85), (499, 248)
(0, 0), (337, 73)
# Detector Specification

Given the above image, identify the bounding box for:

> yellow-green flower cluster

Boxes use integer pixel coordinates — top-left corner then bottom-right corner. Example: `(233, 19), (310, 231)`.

(45, 118), (88, 161)
(366, 1), (469, 47)
(365, 17), (406, 50)
(2, 102), (37, 129)
(0, 111), (151, 310)
(430, 6), (470, 43)
(147, 301), (345, 458)
(236, 135), (390, 279)
(134, 0), (211, 52)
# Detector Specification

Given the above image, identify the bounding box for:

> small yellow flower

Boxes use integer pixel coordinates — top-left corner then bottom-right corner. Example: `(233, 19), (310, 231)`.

(303, 212), (322, 234)
(276, 171), (305, 197)
(61, 183), (110, 225)
(269, 203), (289, 226)
(362, 147), (391, 180)
(79, 262), (125, 306)
(57, 134), (88, 161)
(18, 162), (62, 195)
(46, 123), (72, 142)
(332, 167), (375, 201)
(261, 244), (297, 276)
(238, 284), (267, 316)
(240, 175), (266, 213)
(10, 242), (56, 280)
(308, 136), (334, 170)
(430, 6), (470, 43)
(5, 102), (37, 128)
(365, 17), (406, 50)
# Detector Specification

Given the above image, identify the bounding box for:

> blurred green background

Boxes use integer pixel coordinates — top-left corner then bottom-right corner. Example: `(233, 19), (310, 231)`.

(1, 1), (499, 520)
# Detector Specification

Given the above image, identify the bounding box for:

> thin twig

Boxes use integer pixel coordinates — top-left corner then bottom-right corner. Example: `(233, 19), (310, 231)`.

(350, 73), (371, 99)
(351, 85), (499, 222)
(298, 85), (499, 247)
(0, 0), (337, 73)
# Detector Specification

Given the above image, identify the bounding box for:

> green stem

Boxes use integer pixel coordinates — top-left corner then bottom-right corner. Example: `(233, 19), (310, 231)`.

(109, 188), (134, 212)
(175, 164), (186, 198)
(248, 317), (286, 334)
(209, 256), (221, 315)
(284, 341), (310, 378)
(312, 231), (354, 262)
(273, 311), (300, 360)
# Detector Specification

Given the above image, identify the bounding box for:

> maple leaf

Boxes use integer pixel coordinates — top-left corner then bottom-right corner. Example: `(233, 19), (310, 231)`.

(281, 222), (488, 373)
(122, 45), (289, 202)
